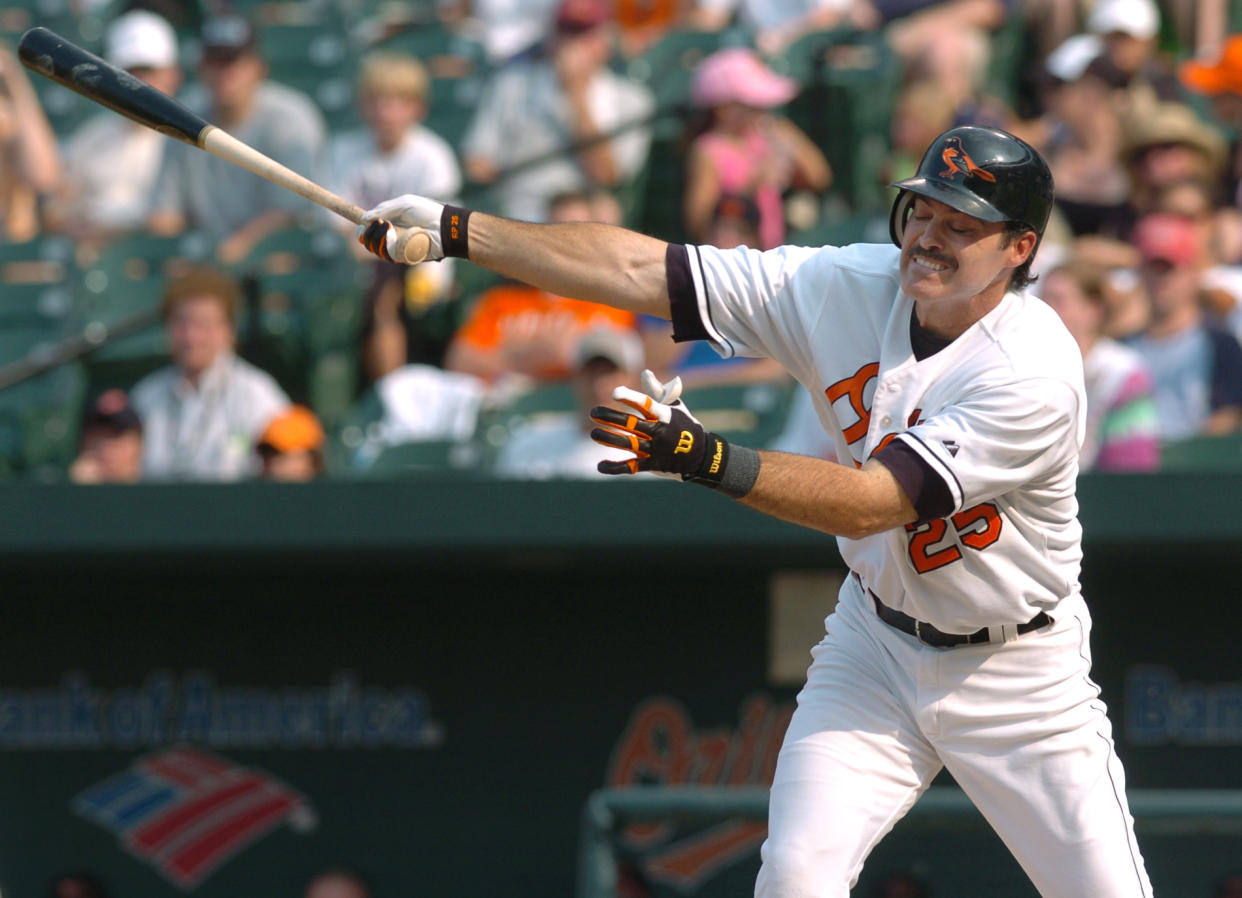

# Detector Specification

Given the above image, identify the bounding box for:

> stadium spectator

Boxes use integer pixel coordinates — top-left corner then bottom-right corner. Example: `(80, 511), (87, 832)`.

(47, 10), (181, 242)
(1122, 101), (1229, 223)
(322, 49), (462, 321)
(147, 15), (326, 264)
(131, 264), (290, 481)
(443, 191), (638, 384)
(1150, 178), (1242, 332)
(439, 0), (561, 65)
(460, 0), (654, 223)
(358, 192), (629, 381)
(493, 325), (648, 478)
(614, 0), (693, 57)
(1040, 257), (1160, 471)
(1070, 99), (1229, 278)
(303, 868), (371, 898)
(321, 50), (461, 239)
(0, 41), (61, 242)
(688, 0), (879, 57)
(645, 193), (789, 385)
(256, 405), (325, 481)
(881, 1), (1009, 112)
(68, 390), (144, 484)
(1179, 33), (1242, 223)
(1082, 0), (1181, 112)
(882, 78), (957, 190)
(683, 48), (830, 250)
(1031, 40), (1131, 239)
(1127, 211), (1242, 442)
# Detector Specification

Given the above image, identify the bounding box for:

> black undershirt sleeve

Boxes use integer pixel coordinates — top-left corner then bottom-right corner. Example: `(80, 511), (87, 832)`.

(666, 244), (711, 343)
(877, 309), (956, 522)
(873, 441), (955, 523)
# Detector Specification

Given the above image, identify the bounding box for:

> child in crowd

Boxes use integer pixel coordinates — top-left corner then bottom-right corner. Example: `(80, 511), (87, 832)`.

(683, 48), (830, 250)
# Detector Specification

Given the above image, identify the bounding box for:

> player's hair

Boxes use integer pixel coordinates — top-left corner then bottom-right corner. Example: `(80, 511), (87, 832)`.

(161, 263), (241, 326)
(1002, 221), (1039, 292)
(357, 51), (430, 103)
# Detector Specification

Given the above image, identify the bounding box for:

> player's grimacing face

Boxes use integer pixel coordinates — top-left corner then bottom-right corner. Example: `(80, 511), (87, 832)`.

(899, 196), (1032, 315)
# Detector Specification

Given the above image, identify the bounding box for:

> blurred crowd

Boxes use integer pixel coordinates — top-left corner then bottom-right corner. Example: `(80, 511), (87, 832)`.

(0, 0), (1240, 482)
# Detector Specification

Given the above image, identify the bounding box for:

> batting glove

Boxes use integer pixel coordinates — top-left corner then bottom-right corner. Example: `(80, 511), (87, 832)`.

(640, 368), (683, 406)
(358, 195), (466, 263)
(589, 384), (761, 497)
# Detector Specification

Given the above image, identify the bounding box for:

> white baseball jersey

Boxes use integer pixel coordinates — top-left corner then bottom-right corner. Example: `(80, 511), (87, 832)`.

(668, 241), (1088, 632)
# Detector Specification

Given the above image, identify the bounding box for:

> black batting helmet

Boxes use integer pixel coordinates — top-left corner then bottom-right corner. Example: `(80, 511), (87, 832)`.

(888, 125), (1054, 246)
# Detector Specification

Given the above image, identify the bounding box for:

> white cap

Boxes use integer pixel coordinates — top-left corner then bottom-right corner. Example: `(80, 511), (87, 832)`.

(1046, 33), (1103, 82)
(105, 10), (178, 70)
(575, 327), (644, 372)
(1087, 0), (1160, 40)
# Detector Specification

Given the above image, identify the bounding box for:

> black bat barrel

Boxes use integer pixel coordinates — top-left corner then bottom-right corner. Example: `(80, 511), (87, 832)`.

(17, 26), (210, 146)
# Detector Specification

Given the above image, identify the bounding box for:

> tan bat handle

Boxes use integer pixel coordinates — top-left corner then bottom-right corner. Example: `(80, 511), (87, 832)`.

(201, 126), (431, 265)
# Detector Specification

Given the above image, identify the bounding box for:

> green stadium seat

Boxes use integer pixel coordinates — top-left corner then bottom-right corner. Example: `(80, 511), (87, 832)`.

(623, 28), (726, 115)
(77, 230), (213, 287)
(788, 212), (889, 248)
(473, 382), (578, 470)
(679, 379), (797, 448)
(0, 234), (74, 284)
(780, 29), (900, 214)
(371, 18), (485, 70)
(0, 282), (79, 330)
(230, 224), (352, 275)
(78, 278), (168, 392)
(426, 73), (485, 150)
(364, 438), (484, 477)
(1159, 433), (1242, 471)
(329, 384), (385, 473)
(0, 335), (87, 476)
(307, 349), (357, 430)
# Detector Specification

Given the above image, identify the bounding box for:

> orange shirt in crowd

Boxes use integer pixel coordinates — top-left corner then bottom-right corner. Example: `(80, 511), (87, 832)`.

(452, 284), (637, 381)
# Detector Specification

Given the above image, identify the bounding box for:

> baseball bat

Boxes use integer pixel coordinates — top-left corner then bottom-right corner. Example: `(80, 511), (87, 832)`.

(17, 26), (431, 264)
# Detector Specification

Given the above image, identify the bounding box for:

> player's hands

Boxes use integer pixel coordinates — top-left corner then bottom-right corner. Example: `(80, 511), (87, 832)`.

(640, 368), (683, 406)
(357, 194), (446, 263)
(590, 383), (716, 479)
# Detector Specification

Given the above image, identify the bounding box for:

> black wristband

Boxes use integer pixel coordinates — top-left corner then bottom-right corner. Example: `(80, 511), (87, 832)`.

(441, 205), (472, 258)
(685, 434), (760, 499)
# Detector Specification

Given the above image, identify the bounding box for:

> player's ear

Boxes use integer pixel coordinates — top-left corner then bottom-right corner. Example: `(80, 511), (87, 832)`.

(1006, 229), (1038, 268)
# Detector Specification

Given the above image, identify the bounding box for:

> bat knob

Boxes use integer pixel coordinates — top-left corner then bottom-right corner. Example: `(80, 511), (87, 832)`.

(391, 229), (431, 266)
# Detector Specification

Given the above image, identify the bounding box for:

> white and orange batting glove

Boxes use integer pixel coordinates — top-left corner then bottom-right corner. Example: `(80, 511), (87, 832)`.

(589, 376), (760, 498)
(357, 195), (473, 264)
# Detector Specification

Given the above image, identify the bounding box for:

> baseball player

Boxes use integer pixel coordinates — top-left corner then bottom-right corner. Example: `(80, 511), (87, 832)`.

(357, 126), (1153, 896)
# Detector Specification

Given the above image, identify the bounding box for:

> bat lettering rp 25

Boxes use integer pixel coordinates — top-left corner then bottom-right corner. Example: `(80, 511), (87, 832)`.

(17, 26), (431, 264)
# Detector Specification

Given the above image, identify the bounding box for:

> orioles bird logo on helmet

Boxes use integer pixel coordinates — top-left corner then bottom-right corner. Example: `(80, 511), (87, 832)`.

(939, 137), (996, 183)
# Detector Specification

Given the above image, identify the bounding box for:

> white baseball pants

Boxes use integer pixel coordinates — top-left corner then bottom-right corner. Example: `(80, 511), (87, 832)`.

(754, 577), (1153, 898)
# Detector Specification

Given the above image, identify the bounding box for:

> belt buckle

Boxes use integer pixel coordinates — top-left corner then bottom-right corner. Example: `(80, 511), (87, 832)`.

(914, 620), (925, 644)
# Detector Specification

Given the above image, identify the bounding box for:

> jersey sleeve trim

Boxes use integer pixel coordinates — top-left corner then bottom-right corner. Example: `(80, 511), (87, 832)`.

(893, 432), (965, 512)
(665, 244), (734, 357)
(873, 439), (955, 523)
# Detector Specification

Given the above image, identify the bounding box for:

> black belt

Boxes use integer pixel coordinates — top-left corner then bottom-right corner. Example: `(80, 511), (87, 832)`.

(854, 572), (1052, 648)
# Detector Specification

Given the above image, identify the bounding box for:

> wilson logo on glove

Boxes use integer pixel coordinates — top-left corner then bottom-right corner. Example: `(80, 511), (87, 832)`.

(587, 371), (760, 498)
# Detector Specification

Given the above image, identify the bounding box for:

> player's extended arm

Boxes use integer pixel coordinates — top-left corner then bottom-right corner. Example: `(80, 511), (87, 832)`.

(590, 381), (917, 539)
(744, 451), (916, 540)
(357, 194), (672, 319)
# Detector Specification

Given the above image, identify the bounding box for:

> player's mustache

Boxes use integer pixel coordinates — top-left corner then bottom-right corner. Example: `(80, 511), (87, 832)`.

(909, 246), (955, 267)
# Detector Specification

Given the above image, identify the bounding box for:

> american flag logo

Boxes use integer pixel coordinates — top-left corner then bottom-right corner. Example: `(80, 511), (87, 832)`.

(73, 748), (316, 890)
